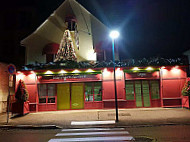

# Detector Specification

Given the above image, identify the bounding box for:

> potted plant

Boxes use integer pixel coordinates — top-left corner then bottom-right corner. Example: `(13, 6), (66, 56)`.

(12, 80), (29, 115)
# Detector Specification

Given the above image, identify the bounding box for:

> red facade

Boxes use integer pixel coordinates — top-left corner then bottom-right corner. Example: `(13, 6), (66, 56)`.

(15, 66), (189, 112)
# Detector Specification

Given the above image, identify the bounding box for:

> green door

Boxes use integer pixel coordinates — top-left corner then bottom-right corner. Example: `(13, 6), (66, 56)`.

(57, 83), (70, 110)
(71, 83), (84, 109)
(142, 81), (151, 107)
(135, 80), (151, 107)
(135, 81), (143, 107)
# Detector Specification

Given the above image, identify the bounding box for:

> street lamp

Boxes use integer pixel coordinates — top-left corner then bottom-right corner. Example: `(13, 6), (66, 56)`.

(109, 30), (119, 122)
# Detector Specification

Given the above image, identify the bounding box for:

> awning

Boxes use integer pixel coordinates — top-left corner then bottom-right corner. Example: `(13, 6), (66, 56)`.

(42, 43), (59, 55)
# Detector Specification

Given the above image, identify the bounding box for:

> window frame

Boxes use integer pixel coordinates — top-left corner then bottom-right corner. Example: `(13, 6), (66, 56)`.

(38, 83), (57, 104)
(84, 82), (102, 102)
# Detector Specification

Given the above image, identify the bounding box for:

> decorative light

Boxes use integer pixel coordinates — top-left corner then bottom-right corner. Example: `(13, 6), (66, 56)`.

(59, 70), (67, 74)
(30, 71), (36, 74)
(44, 70), (53, 74)
(116, 68), (122, 78)
(16, 72), (25, 81)
(132, 67), (139, 71)
(146, 67), (153, 71)
(86, 69), (94, 73)
(103, 68), (111, 77)
(29, 71), (36, 80)
(72, 69), (80, 73)
(109, 30), (120, 39)
(161, 66), (166, 69)
(171, 67), (180, 74)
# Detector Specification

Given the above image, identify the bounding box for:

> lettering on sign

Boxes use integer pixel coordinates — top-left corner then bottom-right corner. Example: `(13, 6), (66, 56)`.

(40, 74), (101, 81)
(137, 73), (147, 77)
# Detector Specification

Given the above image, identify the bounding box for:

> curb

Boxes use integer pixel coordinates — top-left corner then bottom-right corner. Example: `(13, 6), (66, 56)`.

(0, 125), (61, 129)
(116, 122), (190, 128)
(1, 123), (190, 129)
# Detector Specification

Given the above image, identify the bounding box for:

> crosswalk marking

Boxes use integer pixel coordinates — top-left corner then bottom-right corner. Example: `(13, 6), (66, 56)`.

(48, 127), (134, 142)
(56, 131), (129, 136)
(49, 136), (134, 142)
(71, 120), (115, 125)
(61, 128), (125, 132)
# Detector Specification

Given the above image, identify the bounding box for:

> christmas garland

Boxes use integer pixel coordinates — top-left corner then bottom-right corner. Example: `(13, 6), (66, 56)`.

(21, 57), (188, 71)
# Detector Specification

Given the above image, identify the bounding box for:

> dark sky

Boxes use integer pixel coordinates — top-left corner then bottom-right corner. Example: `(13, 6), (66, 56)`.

(77, 0), (190, 59)
(1, 0), (190, 63)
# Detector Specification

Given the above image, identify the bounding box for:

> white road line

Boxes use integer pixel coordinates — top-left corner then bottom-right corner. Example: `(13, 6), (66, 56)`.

(71, 120), (115, 125)
(61, 128), (125, 132)
(49, 136), (134, 142)
(56, 131), (129, 136)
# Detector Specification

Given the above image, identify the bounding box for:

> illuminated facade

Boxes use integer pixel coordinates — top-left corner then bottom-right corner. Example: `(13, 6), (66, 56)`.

(15, 65), (188, 112)
(21, 0), (118, 64)
(16, 0), (189, 112)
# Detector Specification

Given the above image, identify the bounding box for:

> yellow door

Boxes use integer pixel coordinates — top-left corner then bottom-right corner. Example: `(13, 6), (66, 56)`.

(57, 83), (70, 110)
(71, 83), (84, 109)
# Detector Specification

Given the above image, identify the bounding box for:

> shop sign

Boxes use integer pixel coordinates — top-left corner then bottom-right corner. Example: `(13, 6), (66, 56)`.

(125, 72), (159, 79)
(40, 74), (101, 81)
(137, 73), (147, 77)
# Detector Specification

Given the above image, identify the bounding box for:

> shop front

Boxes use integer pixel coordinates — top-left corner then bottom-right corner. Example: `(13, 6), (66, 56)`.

(15, 65), (188, 112)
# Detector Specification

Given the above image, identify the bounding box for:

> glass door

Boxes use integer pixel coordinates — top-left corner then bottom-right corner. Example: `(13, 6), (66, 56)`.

(135, 81), (143, 107)
(134, 80), (151, 107)
(142, 80), (151, 107)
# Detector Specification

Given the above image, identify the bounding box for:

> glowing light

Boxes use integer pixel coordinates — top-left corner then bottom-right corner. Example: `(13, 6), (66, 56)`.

(44, 70), (53, 74)
(72, 69), (80, 73)
(171, 67), (180, 74)
(116, 68), (122, 78)
(161, 66), (166, 69)
(59, 70), (67, 74)
(28, 71), (36, 80)
(103, 68), (111, 77)
(86, 69), (94, 73)
(30, 71), (35, 74)
(16, 72), (25, 81)
(132, 67), (139, 71)
(109, 30), (120, 39)
(146, 67), (153, 71)
(175, 66), (179, 68)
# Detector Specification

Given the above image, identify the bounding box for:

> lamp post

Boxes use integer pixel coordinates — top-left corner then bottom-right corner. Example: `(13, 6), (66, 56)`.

(109, 30), (119, 122)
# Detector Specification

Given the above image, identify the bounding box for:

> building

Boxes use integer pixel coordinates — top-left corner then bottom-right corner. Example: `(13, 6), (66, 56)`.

(15, 58), (188, 112)
(21, 0), (118, 65)
(15, 0), (189, 112)
(0, 62), (15, 113)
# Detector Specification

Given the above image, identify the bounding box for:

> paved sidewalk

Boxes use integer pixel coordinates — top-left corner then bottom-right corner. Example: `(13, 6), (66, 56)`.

(0, 108), (190, 128)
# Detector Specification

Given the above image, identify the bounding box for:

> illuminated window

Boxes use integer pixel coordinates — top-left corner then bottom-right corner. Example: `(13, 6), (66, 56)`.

(38, 84), (56, 103)
(125, 81), (135, 100)
(85, 82), (102, 102)
(150, 80), (160, 99)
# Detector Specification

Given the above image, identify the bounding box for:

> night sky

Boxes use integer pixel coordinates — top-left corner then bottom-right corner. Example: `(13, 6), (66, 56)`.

(1, 0), (190, 64)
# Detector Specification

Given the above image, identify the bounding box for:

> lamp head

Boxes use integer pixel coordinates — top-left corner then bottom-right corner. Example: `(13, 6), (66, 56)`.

(109, 30), (119, 39)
